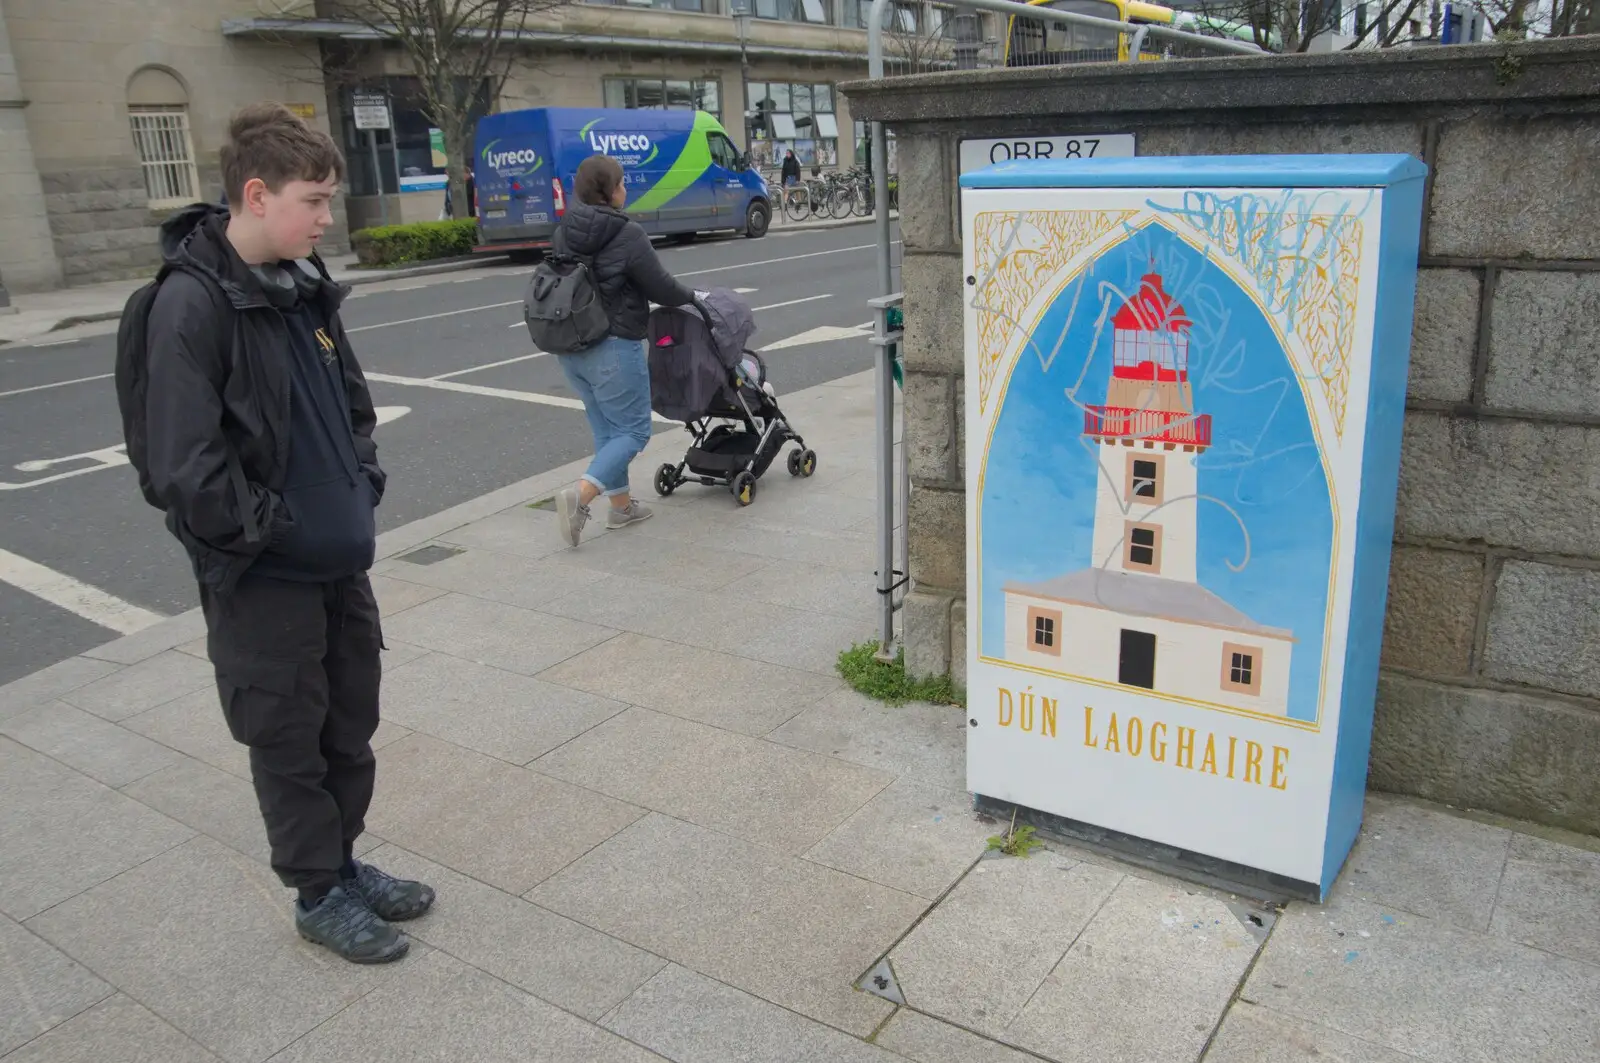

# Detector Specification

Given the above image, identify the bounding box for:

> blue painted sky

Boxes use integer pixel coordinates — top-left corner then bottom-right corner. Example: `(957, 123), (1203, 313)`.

(979, 221), (1334, 722)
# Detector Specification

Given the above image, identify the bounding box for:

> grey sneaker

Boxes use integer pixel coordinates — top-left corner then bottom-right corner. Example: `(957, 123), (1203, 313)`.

(295, 885), (409, 964)
(555, 487), (589, 547)
(345, 860), (436, 922)
(606, 500), (654, 529)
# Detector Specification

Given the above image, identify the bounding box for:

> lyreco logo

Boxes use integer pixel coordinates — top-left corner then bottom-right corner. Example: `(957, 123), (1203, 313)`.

(579, 119), (657, 164)
(588, 131), (651, 154)
(480, 140), (542, 173)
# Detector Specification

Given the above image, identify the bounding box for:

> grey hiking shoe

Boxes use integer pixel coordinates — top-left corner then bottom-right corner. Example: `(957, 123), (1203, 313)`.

(606, 500), (654, 529)
(556, 487), (589, 547)
(295, 885), (409, 964)
(345, 860), (436, 922)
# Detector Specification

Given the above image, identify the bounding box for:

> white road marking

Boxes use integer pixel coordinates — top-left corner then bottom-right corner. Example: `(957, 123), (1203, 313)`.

(346, 300), (521, 333)
(0, 373), (114, 400)
(431, 354), (545, 379)
(758, 323), (873, 352)
(374, 406), (411, 426)
(750, 294), (830, 312)
(677, 242), (887, 279)
(363, 372), (676, 423)
(0, 547), (165, 634)
(2, 445), (128, 491)
(393, 283), (427, 291)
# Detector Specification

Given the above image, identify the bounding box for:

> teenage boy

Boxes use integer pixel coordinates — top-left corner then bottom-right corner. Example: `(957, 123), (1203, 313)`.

(126, 103), (433, 963)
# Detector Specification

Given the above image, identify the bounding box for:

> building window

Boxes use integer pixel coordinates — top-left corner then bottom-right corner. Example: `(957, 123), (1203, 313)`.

(1119, 629), (1157, 689)
(1123, 522), (1162, 573)
(843, 0), (921, 30)
(129, 108), (200, 208)
(1126, 454), (1164, 505)
(127, 67), (198, 208)
(603, 78), (721, 118)
(588, 0), (705, 9)
(1027, 606), (1062, 657)
(747, 81), (837, 169)
(754, 0), (833, 24)
(1221, 642), (1264, 696)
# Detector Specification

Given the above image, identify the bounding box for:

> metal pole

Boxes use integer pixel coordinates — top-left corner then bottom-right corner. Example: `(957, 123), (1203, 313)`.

(1127, 24), (1150, 60)
(868, 0), (897, 656)
(368, 130), (388, 227)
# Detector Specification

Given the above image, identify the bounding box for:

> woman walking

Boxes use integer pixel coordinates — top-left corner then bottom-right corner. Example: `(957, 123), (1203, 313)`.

(551, 154), (698, 546)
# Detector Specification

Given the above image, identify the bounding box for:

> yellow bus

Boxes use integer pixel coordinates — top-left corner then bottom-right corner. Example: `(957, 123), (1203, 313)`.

(1003, 0), (1177, 66)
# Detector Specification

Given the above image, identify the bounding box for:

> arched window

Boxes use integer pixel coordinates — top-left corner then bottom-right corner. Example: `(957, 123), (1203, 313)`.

(127, 67), (198, 208)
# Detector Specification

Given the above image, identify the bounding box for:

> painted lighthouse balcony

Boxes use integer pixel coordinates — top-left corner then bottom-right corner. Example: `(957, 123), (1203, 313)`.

(1083, 404), (1213, 447)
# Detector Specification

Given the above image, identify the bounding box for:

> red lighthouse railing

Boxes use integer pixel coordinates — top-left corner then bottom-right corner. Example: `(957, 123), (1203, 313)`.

(1084, 405), (1212, 447)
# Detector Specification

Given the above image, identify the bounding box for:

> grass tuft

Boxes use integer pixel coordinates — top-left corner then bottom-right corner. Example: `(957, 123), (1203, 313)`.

(836, 640), (965, 708)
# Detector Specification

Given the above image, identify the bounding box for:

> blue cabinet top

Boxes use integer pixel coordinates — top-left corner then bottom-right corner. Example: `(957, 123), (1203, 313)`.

(958, 154), (1428, 190)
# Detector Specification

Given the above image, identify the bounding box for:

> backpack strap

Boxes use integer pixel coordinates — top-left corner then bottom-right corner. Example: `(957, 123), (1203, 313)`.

(182, 271), (260, 546)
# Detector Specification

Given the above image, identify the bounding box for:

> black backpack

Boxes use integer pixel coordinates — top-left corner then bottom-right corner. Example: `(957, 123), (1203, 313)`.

(114, 267), (260, 544)
(523, 232), (609, 354)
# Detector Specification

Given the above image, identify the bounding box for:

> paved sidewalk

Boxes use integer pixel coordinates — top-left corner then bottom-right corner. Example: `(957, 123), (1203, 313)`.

(1, 371), (1597, 1063)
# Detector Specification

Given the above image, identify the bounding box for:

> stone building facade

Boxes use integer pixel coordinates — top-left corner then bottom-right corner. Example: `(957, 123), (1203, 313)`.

(0, 0), (994, 292)
(843, 37), (1600, 835)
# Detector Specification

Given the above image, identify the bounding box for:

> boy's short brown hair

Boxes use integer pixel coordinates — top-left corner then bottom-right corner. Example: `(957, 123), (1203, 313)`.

(220, 103), (346, 206)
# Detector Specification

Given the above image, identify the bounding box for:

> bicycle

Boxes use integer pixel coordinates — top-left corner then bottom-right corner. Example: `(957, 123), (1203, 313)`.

(782, 177), (828, 222)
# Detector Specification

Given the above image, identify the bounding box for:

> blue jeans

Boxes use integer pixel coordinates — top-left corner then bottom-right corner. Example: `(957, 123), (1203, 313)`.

(557, 334), (652, 498)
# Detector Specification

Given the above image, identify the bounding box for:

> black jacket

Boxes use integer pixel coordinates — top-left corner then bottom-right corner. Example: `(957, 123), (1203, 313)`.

(143, 205), (384, 593)
(555, 202), (694, 340)
(781, 155), (801, 182)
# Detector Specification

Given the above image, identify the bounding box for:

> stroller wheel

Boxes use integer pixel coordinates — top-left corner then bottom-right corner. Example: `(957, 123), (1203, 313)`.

(654, 464), (678, 497)
(786, 449), (803, 477)
(796, 449), (818, 478)
(731, 470), (757, 507)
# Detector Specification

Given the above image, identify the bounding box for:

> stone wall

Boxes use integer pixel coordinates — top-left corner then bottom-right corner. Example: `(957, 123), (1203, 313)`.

(843, 36), (1600, 835)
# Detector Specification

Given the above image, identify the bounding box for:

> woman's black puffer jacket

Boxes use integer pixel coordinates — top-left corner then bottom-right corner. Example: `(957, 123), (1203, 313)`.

(555, 202), (695, 340)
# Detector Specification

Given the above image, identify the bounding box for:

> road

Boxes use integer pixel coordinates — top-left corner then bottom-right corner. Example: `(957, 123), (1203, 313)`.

(0, 223), (901, 685)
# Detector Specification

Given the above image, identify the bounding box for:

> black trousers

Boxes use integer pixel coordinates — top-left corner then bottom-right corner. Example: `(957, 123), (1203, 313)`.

(200, 572), (384, 891)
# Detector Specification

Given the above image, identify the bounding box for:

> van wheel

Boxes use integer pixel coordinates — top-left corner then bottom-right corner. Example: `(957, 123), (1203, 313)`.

(745, 201), (770, 239)
(508, 249), (543, 264)
(670, 232), (697, 245)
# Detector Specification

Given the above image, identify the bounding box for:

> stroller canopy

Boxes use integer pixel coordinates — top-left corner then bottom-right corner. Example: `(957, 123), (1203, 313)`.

(648, 287), (760, 423)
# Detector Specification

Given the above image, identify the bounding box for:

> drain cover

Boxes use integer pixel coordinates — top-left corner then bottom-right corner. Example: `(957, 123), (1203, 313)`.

(1226, 900), (1278, 943)
(856, 958), (905, 1006)
(397, 544), (463, 566)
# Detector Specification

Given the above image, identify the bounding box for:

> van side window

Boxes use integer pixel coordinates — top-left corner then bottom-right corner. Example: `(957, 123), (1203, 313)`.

(709, 133), (739, 169)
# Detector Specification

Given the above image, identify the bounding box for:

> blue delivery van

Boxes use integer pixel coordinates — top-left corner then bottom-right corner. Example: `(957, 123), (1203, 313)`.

(472, 107), (771, 255)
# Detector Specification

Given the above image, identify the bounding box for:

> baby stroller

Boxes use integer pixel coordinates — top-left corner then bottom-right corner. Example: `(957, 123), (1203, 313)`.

(647, 287), (816, 507)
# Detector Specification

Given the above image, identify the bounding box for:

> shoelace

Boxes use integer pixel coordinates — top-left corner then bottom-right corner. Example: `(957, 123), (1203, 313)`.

(354, 864), (399, 901)
(322, 891), (384, 938)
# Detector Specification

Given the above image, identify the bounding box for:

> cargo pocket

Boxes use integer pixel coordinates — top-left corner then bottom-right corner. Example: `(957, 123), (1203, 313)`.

(215, 657), (301, 747)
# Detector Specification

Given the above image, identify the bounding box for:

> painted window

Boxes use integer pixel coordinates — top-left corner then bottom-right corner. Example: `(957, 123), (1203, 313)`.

(1123, 522), (1162, 573)
(1221, 642), (1264, 696)
(1027, 606), (1062, 656)
(1126, 454), (1164, 504)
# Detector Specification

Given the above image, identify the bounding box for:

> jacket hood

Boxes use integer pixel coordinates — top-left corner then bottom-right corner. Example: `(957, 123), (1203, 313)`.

(159, 203), (343, 311)
(558, 202), (630, 258)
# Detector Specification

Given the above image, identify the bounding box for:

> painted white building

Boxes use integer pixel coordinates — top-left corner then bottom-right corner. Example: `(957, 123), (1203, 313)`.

(1003, 270), (1295, 716)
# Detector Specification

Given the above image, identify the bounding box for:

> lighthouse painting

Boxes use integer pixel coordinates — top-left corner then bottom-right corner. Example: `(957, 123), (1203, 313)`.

(959, 156), (1426, 894)
(974, 211), (1342, 726)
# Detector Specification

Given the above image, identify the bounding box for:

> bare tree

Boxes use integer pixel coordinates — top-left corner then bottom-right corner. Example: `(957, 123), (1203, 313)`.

(1178, 0), (1432, 51)
(288, 0), (577, 219)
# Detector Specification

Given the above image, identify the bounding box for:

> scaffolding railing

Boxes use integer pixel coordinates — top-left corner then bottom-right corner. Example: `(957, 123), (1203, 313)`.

(862, 0), (1263, 660)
